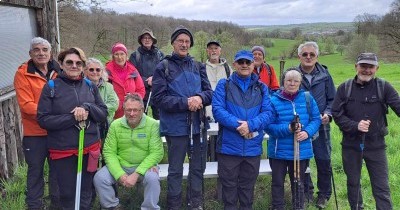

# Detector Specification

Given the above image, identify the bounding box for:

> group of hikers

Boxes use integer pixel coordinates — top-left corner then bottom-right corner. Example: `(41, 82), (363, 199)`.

(13, 24), (400, 210)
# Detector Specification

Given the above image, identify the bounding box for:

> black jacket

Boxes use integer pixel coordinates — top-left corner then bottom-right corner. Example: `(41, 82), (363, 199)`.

(332, 76), (400, 150)
(37, 72), (107, 150)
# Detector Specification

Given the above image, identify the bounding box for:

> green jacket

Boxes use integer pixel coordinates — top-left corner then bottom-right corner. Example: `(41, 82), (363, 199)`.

(98, 80), (118, 123)
(103, 114), (164, 180)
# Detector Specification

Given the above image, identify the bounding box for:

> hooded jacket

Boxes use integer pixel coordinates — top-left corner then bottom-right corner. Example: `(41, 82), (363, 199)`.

(212, 72), (274, 156)
(266, 89), (321, 160)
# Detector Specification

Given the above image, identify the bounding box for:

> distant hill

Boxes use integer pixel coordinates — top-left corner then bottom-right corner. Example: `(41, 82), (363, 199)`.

(245, 22), (355, 35)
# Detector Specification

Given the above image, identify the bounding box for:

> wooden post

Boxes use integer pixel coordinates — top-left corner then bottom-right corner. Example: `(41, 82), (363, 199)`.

(3, 99), (19, 177)
(0, 102), (9, 179)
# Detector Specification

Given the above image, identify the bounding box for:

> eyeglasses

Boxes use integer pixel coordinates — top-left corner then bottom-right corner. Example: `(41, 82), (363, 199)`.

(237, 59), (252, 65)
(88, 68), (101, 72)
(301, 52), (316, 58)
(65, 60), (83, 67)
(175, 39), (191, 45)
(142, 36), (152, 40)
(124, 108), (143, 114)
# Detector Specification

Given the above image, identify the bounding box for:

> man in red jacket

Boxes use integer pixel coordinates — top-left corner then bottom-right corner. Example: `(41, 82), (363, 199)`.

(14, 37), (60, 210)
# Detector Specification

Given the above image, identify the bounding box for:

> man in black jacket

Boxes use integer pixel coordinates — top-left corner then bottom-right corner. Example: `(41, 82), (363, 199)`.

(332, 53), (400, 210)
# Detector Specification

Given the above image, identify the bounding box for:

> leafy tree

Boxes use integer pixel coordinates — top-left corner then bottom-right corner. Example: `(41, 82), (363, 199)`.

(345, 34), (379, 61)
(324, 37), (335, 55)
(336, 45), (345, 56)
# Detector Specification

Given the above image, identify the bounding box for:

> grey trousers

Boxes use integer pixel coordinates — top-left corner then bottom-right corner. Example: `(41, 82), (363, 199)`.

(93, 165), (161, 210)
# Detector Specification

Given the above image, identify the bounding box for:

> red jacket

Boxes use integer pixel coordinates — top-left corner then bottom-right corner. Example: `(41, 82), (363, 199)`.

(106, 60), (145, 119)
(253, 63), (280, 90)
(14, 60), (59, 136)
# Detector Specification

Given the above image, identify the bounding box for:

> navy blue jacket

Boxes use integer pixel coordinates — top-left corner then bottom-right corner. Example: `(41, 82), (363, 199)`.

(212, 72), (274, 156)
(129, 46), (164, 101)
(266, 90), (321, 160)
(37, 72), (107, 150)
(152, 53), (212, 136)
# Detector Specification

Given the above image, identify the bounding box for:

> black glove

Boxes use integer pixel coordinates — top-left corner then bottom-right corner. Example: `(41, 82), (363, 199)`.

(290, 115), (300, 132)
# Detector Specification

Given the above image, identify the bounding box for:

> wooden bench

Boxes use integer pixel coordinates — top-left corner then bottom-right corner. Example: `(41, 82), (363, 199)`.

(158, 159), (309, 180)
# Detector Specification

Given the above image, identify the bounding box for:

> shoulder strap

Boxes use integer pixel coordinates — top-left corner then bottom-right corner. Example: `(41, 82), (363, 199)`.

(265, 63), (272, 76)
(48, 80), (55, 98)
(344, 78), (353, 100)
(162, 59), (169, 77)
(223, 62), (231, 78)
(305, 91), (311, 119)
(135, 52), (140, 65)
(376, 78), (389, 126)
(84, 77), (94, 94)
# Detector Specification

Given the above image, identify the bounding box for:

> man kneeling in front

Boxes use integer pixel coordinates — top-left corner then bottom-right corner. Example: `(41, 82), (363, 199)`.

(94, 93), (164, 210)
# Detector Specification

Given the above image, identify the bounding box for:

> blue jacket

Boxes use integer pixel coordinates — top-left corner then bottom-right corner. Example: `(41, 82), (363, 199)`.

(152, 53), (212, 136)
(212, 72), (274, 156)
(266, 89), (321, 160)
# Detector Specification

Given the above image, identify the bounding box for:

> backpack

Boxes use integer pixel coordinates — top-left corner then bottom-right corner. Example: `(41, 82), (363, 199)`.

(135, 50), (163, 67)
(48, 77), (94, 98)
(343, 78), (388, 126)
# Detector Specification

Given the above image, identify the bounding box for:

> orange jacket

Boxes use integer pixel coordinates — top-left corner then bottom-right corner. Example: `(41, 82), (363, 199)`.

(14, 60), (59, 136)
(253, 63), (280, 90)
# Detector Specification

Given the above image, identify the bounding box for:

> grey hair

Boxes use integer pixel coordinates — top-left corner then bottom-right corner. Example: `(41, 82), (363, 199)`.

(123, 93), (144, 108)
(86, 57), (108, 81)
(283, 67), (302, 82)
(30, 37), (51, 51)
(297, 41), (319, 56)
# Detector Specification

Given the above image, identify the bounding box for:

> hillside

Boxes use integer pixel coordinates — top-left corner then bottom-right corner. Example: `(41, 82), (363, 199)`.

(245, 22), (354, 35)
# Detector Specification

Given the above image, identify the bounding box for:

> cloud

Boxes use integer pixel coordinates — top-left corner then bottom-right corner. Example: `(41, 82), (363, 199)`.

(103, 0), (394, 25)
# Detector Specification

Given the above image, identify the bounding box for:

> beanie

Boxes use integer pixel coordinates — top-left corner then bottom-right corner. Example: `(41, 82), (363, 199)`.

(251, 46), (266, 58)
(111, 43), (127, 55)
(170, 25), (194, 47)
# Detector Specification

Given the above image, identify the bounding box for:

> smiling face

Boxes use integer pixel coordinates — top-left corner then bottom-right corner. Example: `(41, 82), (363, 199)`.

(283, 70), (302, 95)
(233, 59), (254, 78)
(356, 63), (379, 83)
(112, 50), (127, 67)
(84, 62), (102, 84)
(252, 50), (264, 67)
(206, 44), (221, 63)
(299, 45), (318, 72)
(124, 99), (144, 128)
(172, 33), (191, 57)
(29, 43), (51, 67)
(141, 34), (154, 49)
(61, 53), (84, 80)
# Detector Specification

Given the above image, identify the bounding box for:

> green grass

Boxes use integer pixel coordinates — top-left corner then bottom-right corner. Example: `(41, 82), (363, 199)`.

(2, 52), (400, 209)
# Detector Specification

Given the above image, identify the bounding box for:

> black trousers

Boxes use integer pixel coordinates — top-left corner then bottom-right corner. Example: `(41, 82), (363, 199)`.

(342, 147), (392, 210)
(51, 154), (94, 210)
(269, 158), (308, 210)
(23, 136), (59, 209)
(218, 153), (260, 210)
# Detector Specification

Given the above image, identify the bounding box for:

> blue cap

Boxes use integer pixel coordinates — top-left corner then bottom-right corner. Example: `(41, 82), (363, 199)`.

(234, 50), (254, 62)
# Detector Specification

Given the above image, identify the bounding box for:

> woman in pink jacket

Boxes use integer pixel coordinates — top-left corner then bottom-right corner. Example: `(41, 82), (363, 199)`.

(106, 43), (145, 119)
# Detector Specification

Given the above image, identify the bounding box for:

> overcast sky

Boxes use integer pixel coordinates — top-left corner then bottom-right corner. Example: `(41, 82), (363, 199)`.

(103, 0), (394, 26)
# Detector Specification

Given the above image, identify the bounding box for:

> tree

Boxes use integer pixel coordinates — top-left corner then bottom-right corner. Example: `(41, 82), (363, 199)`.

(324, 37), (335, 55)
(192, 31), (209, 62)
(353, 13), (381, 36)
(336, 45), (345, 56)
(345, 34), (379, 61)
(380, 0), (400, 59)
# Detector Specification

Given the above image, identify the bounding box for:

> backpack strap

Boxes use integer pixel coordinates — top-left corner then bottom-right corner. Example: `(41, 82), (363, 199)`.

(223, 62), (231, 78)
(162, 59), (169, 77)
(305, 91), (311, 120)
(376, 78), (388, 126)
(135, 52), (141, 66)
(84, 77), (94, 94)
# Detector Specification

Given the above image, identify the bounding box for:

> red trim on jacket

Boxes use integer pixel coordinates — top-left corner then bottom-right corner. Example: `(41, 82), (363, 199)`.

(49, 140), (101, 160)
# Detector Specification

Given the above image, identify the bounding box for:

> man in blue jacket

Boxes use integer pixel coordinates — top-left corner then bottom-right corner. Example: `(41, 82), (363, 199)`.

(297, 41), (336, 208)
(212, 50), (274, 210)
(152, 25), (212, 210)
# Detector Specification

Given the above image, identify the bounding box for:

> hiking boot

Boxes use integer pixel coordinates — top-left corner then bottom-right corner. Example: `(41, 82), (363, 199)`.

(190, 206), (203, 210)
(315, 196), (328, 209)
(101, 204), (123, 210)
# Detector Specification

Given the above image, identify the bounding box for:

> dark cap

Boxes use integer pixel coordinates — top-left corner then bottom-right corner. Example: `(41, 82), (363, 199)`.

(356, 53), (378, 66)
(234, 50), (254, 62)
(138, 28), (157, 45)
(170, 25), (194, 47)
(207, 40), (221, 48)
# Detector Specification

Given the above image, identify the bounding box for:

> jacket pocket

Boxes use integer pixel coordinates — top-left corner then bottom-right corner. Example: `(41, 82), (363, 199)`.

(87, 148), (100, 172)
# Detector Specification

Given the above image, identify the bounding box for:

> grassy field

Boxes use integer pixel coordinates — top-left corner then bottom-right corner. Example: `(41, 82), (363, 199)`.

(2, 45), (400, 209)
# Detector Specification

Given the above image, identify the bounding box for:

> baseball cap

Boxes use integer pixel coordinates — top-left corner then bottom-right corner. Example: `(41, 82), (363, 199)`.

(356, 53), (378, 66)
(234, 50), (254, 62)
(207, 40), (221, 48)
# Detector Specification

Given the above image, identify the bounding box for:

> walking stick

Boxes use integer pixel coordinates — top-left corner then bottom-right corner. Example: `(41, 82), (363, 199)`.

(145, 91), (152, 114)
(356, 115), (368, 210)
(292, 114), (301, 209)
(199, 108), (207, 209)
(74, 121), (86, 210)
(323, 124), (338, 210)
(187, 112), (194, 208)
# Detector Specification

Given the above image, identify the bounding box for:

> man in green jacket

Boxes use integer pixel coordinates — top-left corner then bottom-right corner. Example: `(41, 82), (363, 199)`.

(93, 93), (164, 210)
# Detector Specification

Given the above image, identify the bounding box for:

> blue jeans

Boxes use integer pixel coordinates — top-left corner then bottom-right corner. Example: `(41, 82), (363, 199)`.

(166, 135), (207, 209)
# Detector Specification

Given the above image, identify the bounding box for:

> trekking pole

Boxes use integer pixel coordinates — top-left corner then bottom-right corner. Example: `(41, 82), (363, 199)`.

(323, 124), (338, 210)
(291, 114), (301, 209)
(188, 112), (194, 208)
(356, 115), (369, 210)
(199, 108), (206, 209)
(144, 91), (152, 114)
(74, 121), (86, 210)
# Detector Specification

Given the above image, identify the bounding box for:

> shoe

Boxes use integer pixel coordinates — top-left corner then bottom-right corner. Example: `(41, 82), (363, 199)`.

(305, 193), (314, 204)
(191, 206), (203, 210)
(315, 196), (328, 209)
(101, 204), (123, 210)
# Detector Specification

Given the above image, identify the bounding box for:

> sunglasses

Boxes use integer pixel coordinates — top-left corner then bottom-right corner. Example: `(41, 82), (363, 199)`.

(301, 52), (316, 58)
(65, 60), (83, 67)
(237, 59), (252, 65)
(88, 68), (101, 72)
